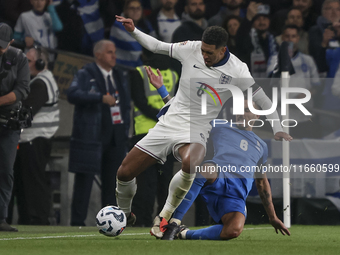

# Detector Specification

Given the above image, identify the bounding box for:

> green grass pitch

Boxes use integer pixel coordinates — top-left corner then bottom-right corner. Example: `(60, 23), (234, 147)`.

(0, 225), (339, 255)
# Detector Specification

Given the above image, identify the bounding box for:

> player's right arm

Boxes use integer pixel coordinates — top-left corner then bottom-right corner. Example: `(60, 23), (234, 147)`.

(145, 66), (172, 103)
(116, 15), (171, 56)
(116, 15), (196, 62)
(254, 171), (291, 236)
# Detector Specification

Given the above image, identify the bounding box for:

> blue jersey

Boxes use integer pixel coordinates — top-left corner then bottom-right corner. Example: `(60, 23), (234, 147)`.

(206, 121), (268, 199)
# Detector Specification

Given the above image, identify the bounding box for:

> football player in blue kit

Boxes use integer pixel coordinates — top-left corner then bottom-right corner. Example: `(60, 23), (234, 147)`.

(145, 67), (291, 240)
(166, 101), (291, 240)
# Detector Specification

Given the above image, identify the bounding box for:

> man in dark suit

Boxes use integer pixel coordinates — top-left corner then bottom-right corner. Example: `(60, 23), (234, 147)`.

(67, 40), (131, 226)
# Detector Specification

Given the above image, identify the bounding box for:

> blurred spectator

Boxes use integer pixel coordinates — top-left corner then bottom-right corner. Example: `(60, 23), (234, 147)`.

(275, 8), (309, 55)
(9, 47), (59, 225)
(130, 53), (178, 227)
(13, 0), (63, 50)
(271, 0), (318, 36)
(222, 15), (242, 54)
(208, 0), (246, 27)
(332, 66), (340, 97)
(267, 25), (321, 138)
(0, 0), (32, 29)
(204, 0), (223, 19)
(309, 0), (340, 73)
(67, 40), (131, 226)
(319, 46), (340, 136)
(55, 0), (84, 54)
(172, 0), (208, 43)
(110, 0), (156, 67)
(149, 0), (181, 43)
(77, 0), (105, 56)
(99, 0), (125, 32)
(235, 1), (277, 78)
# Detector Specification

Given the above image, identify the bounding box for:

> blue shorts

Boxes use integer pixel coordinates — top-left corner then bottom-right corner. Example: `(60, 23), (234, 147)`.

(199, 174), (248, 224)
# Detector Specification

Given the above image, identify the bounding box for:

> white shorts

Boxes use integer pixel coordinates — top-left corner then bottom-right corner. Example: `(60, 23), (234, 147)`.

(135, 122), (209, 164)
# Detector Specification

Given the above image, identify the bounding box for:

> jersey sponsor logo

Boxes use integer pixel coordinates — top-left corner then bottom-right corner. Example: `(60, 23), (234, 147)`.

(219, 73), (232, 84)
(193, 64), (201, 69)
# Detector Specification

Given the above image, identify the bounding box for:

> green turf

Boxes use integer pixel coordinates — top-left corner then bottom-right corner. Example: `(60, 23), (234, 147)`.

(0, 225), (339, 255)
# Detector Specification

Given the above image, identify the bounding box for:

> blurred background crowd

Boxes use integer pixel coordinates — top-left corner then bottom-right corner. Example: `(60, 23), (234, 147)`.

(1, 0), (340, 228)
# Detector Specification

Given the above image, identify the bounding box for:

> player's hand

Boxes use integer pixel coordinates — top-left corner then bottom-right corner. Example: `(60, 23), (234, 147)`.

(274, 132), (293, 141)
(270, 217), (291, 236)
(115, 15), (135, 32)
(145, 66), (163, 89)
(103, 94), (116, 106)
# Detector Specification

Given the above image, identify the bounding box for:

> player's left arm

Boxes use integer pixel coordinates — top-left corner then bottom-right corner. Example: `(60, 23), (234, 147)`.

(255, 170), (291, 236)
(250, 83), (293, 141)
(145, 66), (172, 103)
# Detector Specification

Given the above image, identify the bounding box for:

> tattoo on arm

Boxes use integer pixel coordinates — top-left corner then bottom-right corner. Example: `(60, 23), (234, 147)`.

(259, 189), (271, 207)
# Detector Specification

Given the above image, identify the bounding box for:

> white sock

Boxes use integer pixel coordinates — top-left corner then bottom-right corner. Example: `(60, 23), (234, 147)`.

(169, 218), (181, 225)
(115, 178), (137, 214)
(159, 170), (195, 221)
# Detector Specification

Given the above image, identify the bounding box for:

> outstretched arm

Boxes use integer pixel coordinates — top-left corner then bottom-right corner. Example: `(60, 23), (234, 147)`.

(251, 84), (293, 141)
(116, 15), (171, 56)
(145, 66), (172, 103)
(255, 172), (291, 236)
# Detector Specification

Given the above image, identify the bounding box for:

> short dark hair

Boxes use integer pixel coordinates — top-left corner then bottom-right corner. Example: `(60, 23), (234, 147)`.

(124, 0), (141, 10)
(282, 24), (300, 34)
(202, 26), (229, 49)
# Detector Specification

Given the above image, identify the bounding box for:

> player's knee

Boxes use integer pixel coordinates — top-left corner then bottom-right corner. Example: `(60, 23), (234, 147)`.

(181, 154), (204, 174)
(116, 161), (133, 182)
(220, 227), (242, 240)
(181, 156), (191, 173)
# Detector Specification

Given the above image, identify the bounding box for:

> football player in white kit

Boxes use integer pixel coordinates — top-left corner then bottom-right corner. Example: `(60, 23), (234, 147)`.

(114, 15), (292, 239)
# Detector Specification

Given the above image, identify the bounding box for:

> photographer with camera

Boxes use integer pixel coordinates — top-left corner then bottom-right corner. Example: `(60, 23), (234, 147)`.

(8, 47), (59, 226)
(0, 23), (30, 232)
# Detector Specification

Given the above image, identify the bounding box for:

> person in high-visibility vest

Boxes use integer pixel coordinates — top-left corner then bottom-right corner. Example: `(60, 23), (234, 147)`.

(130, 53), (178, 227)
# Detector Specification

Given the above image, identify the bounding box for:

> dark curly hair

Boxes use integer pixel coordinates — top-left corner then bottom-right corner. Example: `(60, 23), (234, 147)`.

(202, 26), (229, 49)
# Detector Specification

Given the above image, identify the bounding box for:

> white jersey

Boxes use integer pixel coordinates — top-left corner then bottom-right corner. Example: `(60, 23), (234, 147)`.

(15, 10), (57, 49)
(157, 11), (181, 43)
(159, 41), (255, 136)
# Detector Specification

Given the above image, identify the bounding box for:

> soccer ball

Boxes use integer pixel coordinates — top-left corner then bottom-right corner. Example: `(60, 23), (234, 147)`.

(96, 206), (126, 237)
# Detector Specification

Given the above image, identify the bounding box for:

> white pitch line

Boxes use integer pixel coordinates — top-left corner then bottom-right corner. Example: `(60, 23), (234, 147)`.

(0, 232), (151, 241)
(0, 227), (273, 241)
(0, 234), (97, 241)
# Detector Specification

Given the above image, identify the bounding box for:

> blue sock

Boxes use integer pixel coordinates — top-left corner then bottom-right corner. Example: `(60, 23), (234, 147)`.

(186, 224), (223, 240)
(172, 174), (206, 221)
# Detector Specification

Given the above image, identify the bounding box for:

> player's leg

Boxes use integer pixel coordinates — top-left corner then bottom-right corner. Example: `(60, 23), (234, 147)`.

(151, 144), (205, 238)
(115, 146), (158, 223)
(180, 212), (245, 240)
(171, 163), (218, 224)
(159, 143), (205, 220)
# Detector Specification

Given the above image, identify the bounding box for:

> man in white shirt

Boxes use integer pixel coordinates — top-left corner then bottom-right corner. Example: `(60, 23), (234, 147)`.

(114, 15), (292, 239)
(150, 0), (182, 43)
(267, 24), (321, 138)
